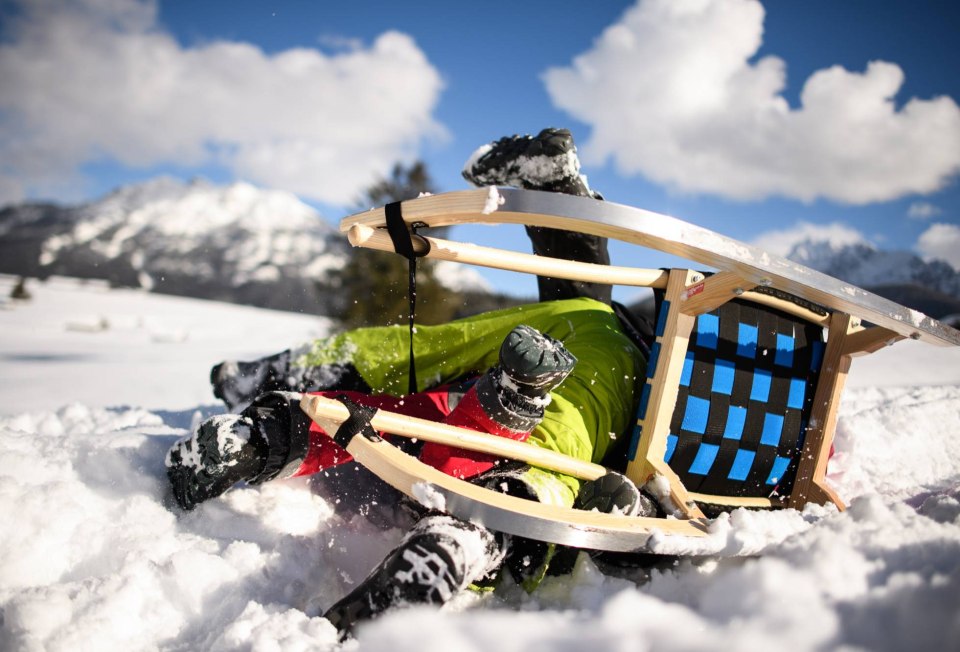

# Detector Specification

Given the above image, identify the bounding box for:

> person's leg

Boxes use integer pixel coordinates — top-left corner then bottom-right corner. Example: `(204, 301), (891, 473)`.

(167, 325), (577, 511)
(210, 349), (372, 413)
(165, 389), (445, 511)
(320, 326), (581, 634)
(524, 225), (611, 302)
(420, 323), (577, 478)
(462, 127), (611, 303)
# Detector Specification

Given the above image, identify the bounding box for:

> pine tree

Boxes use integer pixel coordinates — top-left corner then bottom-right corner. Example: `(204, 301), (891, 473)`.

(335, 162), (463, 328)
(10, 276), (31, 301)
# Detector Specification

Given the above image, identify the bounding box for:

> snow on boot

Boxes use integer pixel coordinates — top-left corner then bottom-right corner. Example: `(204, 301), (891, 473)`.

(575, 471), (659, 517)
(474, 324), (577, 432)
(323, 514), (502, 636)
(464, 128), (611, 303)
(165, 414), (268, 511)
(462, 127), (598, 198)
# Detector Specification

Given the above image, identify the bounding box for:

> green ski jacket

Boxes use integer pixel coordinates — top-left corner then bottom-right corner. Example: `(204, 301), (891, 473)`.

(297, 297), (647, 507)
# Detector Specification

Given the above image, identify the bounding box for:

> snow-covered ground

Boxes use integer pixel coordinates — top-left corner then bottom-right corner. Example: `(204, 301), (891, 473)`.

(1, 274), (959, 651)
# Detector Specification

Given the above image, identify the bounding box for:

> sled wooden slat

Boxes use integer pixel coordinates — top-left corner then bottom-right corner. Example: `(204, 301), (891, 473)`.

(787, 312), (854, 510)
(300, 395), (712, 551)
(673, 270), (758, 318)
(842, 325), (905, 357)
(686, 492), (785, 509)
(299, 394), (607, 481)
(348, 223), (671, 289)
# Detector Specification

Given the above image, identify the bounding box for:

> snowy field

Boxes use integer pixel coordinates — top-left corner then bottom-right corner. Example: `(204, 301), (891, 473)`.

(1, 274), (959, 651)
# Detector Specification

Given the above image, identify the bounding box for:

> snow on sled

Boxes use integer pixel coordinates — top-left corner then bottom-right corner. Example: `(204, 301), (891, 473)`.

(300, 188), (960, 555)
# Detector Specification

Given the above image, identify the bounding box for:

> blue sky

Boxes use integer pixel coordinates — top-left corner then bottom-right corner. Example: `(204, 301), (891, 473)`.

(2, 0), (959, 299)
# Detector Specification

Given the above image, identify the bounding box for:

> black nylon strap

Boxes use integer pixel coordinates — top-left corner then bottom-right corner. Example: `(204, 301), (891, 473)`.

(385, 201), (418, 396)
(385, 201), (415, 259)
(331, 394), (381, 448)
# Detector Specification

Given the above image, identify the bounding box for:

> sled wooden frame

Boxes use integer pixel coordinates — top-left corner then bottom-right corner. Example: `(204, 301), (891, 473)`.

(301, 188), (960, 551)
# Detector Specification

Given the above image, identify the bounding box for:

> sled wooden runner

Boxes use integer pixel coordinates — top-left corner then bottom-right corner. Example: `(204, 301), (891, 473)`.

(302, 188), (960, 552)
(300, 394), (712, 552)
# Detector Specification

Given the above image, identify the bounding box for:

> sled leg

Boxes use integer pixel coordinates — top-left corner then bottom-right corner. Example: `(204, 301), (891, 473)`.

(786, 312), (851, 510)
(626, 269), (704, 518)
(788, 315), (904, 511)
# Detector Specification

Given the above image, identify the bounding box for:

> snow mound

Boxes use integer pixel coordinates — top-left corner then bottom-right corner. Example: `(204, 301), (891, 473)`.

(1, 276), (959, 650)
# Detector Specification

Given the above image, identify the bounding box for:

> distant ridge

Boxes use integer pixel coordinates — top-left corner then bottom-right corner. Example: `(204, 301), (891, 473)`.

(787, 239), (960, 301)
(0, 178), (491, 315)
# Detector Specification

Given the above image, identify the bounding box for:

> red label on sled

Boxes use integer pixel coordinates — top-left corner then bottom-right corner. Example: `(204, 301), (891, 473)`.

(683, 282), (705, 300)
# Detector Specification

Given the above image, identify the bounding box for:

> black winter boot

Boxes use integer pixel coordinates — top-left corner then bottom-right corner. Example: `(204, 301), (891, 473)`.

(323, 514), (502, 636)
(474, 324), (577, 432)
(166, 391), (319, 511)
(165, 414), (269, 511)
(461, 127), (599, 198)
(499, 324), (578, 397)
(462, 128), (612, 304)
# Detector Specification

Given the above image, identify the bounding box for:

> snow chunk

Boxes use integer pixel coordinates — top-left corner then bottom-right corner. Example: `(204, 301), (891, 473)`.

(482, 186), (505, 214)
(412, 481), (447, 511)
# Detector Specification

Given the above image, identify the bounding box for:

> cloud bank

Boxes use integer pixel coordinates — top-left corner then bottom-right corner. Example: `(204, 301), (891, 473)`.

(0, 0), (444, 205)
(917, 223), (960, 270)
(751, 221), (868, 257)
(544, 0), (960, 204)
(907, 202), (942, 221)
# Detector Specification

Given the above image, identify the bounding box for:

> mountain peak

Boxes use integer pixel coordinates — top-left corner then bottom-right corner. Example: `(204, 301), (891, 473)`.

(785, 238), (960, 302)
(0, 176), (495, 314)
(84, 176), (324, 235)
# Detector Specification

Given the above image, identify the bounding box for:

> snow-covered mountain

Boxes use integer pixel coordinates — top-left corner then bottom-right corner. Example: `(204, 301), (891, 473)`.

(0, 177), (349, 313)
(786, 239), (960, 318)
(788, 240), (960, 296)
(0, 178), (493, 315)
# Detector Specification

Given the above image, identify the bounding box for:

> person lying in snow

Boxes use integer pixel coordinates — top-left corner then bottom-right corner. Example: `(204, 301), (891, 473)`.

(164, 128), (654, 634)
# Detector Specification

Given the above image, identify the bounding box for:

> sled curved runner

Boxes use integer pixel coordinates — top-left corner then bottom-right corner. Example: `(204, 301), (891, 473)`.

(300, 394), (711, 552)
(306, 189), (960, 550)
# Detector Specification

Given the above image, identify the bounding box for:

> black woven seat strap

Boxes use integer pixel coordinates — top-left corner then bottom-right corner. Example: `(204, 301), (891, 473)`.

(385, 201), (419, 396)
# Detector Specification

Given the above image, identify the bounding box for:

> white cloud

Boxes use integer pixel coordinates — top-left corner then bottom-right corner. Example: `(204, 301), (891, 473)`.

(751, 221), (868, 257)
(907, 201), (942, 220)
(543, 0), (960, 204)
(0, 0), (445, 205)
(916, 223), (960, 270)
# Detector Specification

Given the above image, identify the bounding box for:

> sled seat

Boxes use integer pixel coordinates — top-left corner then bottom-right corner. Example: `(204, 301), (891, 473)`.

(624, 268), (890, 518)
(656, 289), (826, 503)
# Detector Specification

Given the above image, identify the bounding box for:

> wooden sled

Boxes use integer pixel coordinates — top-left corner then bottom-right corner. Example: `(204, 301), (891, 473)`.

(301, 188), (960, 553)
